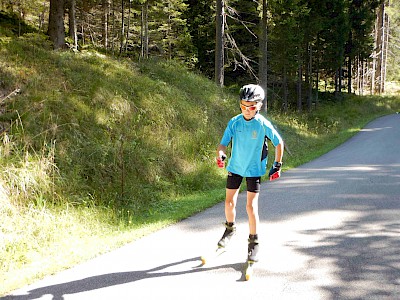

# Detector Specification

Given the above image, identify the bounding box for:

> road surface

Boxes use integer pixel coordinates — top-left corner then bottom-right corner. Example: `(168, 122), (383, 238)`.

(3, 114), (400, 300)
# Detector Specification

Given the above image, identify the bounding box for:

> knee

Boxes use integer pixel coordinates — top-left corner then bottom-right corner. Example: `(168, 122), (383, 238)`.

(246, 202), (257, 216)
(225, 198), (236, 208)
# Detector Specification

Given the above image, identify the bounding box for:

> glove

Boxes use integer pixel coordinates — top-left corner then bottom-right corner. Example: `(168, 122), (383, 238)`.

(216, 153), (227, 168)
(269, 162), (282, 181)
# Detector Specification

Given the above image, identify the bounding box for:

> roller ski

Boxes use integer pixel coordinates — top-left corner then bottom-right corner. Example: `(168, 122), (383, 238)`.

(245, 235), (259, 281)
(201, 222), (236, 265)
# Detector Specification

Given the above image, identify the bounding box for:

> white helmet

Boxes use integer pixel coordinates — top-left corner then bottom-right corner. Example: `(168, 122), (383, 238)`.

(239, 84), (265, 102)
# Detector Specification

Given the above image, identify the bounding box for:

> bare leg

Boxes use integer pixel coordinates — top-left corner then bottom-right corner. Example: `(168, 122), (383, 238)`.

(246, 191), (259, 235)
(225, 188), (240, 223)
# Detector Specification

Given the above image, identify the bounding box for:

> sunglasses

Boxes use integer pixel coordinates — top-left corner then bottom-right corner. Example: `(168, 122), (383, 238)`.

(240, 103), (258, 111)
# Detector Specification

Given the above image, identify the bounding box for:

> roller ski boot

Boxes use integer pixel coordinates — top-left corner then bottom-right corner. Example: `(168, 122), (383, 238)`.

(245, 234), (259, 281)
(201, 222), (236, 265)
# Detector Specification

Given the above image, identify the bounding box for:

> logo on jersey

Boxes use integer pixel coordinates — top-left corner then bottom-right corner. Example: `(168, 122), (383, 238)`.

(252, 130), (258, 139)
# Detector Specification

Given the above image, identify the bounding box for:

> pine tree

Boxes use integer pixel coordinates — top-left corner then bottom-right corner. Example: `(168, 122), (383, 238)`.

(185, 0), (215, 78)
(48, 0), (66, 49)
(386, 0), (400, 82)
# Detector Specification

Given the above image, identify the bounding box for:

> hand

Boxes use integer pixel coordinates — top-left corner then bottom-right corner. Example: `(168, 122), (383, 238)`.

(269, 162), (282, 181)
(216, 153), (227, 168)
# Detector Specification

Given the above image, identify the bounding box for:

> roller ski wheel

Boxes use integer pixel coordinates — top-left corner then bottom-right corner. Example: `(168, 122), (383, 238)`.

(200, 246), (226, 265)
(245, 260), (255, 281)
(245, 234), (259, 281)
(201, 222), (236, 265)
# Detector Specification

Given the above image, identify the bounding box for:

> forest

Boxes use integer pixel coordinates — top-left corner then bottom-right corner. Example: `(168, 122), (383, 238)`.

(1, 0), (398, 113)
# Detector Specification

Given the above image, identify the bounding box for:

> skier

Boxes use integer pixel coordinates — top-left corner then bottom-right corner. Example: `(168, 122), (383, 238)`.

(216, 84), (284, 269)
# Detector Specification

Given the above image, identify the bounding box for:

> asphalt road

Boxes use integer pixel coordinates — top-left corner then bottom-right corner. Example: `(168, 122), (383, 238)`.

(4, 114), (400, 300)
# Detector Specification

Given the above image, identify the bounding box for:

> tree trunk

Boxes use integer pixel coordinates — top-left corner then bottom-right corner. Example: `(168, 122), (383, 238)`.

(102, 0), (110, 49)
(111, 0), (116, 53)
(125, 0), (132, 53)
(374, 2), (385, 94)
(297, 63), (302, 113)
(381, 0), (390, 93)
(283, 65), (288, 112)
(339, 60), (343, 94)
(347, 56), (352, 94)
(315, 35), (320, 108)
(315, 57), (319, 108)
(357, 56), (362, 95)
(215, 0), (225, 87)
(307, 43), (313, 112)
(119, 0), (125, 54)
(335, 63), (343, 99)
(67, 0), (77, 50)
(48, 0), (65, 49)
(167, 1), (172, 59)
(259, 0), (268, 111)
(361, 58), (366, 96)
(141, 1), (149, 59)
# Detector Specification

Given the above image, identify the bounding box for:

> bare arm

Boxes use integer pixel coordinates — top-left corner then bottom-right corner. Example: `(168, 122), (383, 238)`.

(275, 141), (284, 163)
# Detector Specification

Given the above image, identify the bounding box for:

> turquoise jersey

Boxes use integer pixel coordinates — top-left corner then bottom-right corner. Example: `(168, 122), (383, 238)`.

(220, 113), (283, 177)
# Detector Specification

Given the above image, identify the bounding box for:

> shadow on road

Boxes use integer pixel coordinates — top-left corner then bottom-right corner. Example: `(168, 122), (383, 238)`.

(3, 258), (244, 300)
(290, 210), (400, 299)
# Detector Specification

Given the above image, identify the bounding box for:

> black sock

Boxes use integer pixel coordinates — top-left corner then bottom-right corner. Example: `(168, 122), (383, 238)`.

(249, 234), (258, 240)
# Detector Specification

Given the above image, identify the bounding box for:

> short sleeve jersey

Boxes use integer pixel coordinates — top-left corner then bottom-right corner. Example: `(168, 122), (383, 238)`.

(220, 113), (283, 177)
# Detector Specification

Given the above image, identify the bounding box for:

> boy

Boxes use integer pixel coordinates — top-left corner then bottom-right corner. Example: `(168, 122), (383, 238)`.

(216, 84), (284, 264)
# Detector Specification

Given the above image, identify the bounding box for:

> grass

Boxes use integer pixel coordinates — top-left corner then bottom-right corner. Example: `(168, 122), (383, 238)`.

(0, 33), (399, 295)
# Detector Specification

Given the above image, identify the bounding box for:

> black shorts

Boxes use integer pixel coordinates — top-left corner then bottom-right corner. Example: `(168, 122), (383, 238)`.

(226, 172), (261, 193)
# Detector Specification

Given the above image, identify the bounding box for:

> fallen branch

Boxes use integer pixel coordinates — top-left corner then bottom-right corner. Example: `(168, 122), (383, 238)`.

(0, 88), (21, 104)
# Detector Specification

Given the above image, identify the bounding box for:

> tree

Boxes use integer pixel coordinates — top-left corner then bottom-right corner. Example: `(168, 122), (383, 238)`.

(386, 0), (400, 81)
(119, 0), (126, 54)
(215, 0), (225, 86)
(66, 0), (77, 50)
(259, 0), (268, 110)
(141, 1), (149, 59)
(268, 0), (308, 111)
(151, 0), (193, 61)
(48, 0), (66, 49)
(224, 0), (259, 85)
(344, 0), (382, 95)
(373, 0), (389, 94)
(299, 0), (323, 111)
(185, 0), (215, 78)
(102, 0), (111, 49)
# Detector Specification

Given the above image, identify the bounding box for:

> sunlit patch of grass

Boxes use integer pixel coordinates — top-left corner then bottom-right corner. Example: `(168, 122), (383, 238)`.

(1, 203), (136, 294)
(384, 81), (400, 95)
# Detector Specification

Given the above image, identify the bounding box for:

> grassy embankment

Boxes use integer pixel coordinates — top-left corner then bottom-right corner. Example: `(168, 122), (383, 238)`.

(0, 33), (399, 295)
